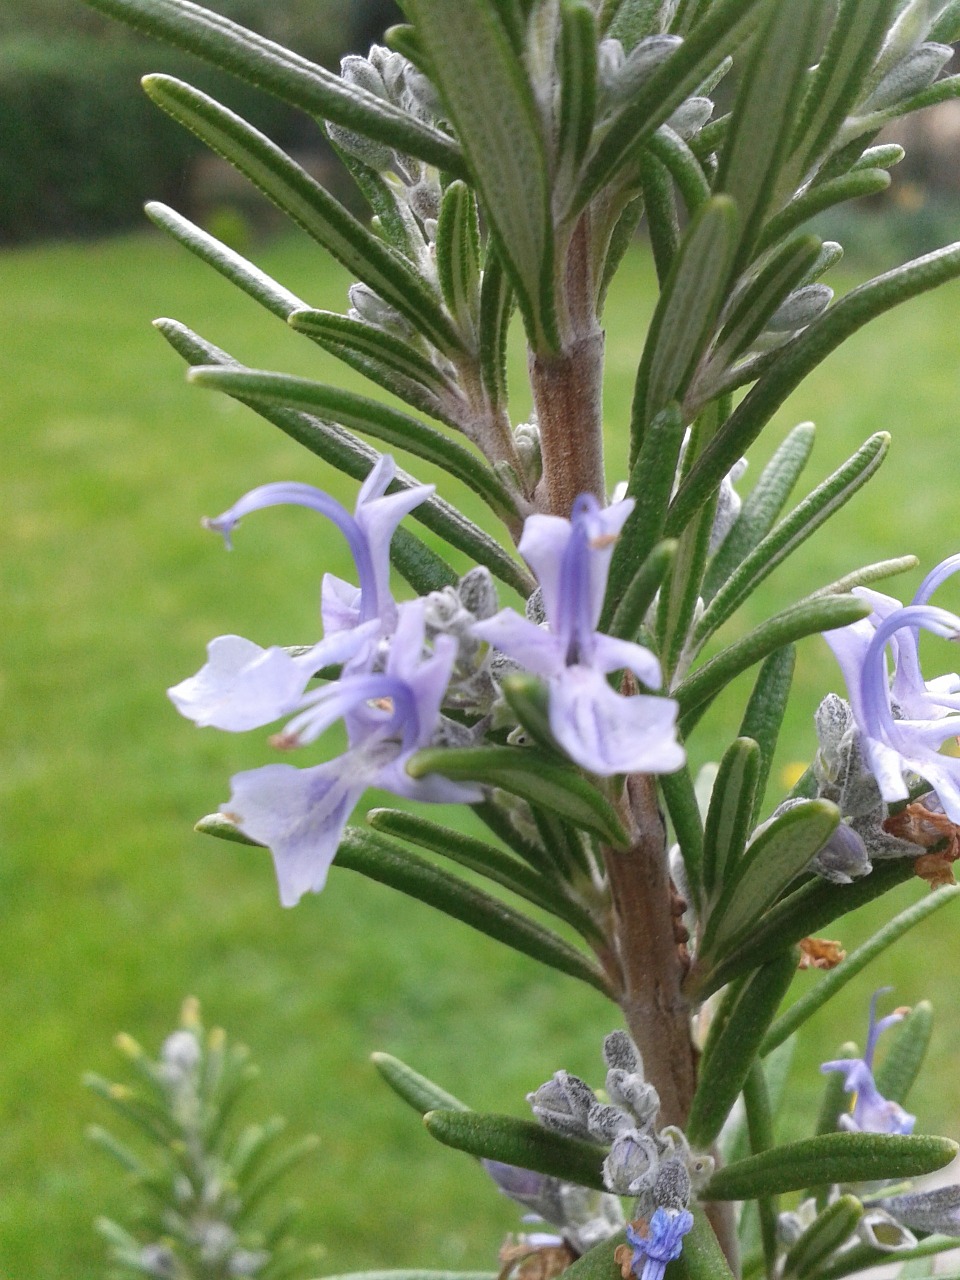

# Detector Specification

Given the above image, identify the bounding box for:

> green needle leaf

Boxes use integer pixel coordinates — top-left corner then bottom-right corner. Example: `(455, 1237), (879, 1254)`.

(335, 828), (612, 993)
(699, 799), (841, 962)
(686, 950), (797, 1148)
(782, 1196), (864, 1278)
(435, 181), (482, 343)
(146, 201), (308, 321)
(633, 196), (739, 439)
(701, 1133), (958, 1200)
(670, 238), (960, 535)
(678, 595), (872, 731)
(692, 434), (889, 648)
(558, 1), (599, 176)
(366, 806), (600, 938)
(715, 0), (821, 269)
(738, 646), (797, 826)
(422, 1109), (606, 1192)
(761, 887), (959, 1055)
(154, 319), (530, 594)
(404, 0), (558, 351)
(82, 0), (465, 172)
(142, 74), (463, 357)
(371, 1052), (470, 1116)
(874, 1000), (935, 1105)
(701, 737), (761, 901)
(185, 366), (518, 521)
(578, 0), (775, 207)
(407, 747), (630, 848)
(669, 1204), (738, 1280)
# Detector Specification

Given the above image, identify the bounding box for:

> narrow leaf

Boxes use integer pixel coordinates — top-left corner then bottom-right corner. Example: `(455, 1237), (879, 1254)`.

(82, 0), (465, 172)
(478, 245), (514, 407)
(756, 169), (891, 257)
(700, 800), (841, 961)
(646, 126), (712, 216)
(669, 1203), (738, 1280)
(500, 675), (564, 757)
(709, 237), (824, 380)
(609, 539), (678, 643)
(791, 0), (901, 178)
(423, 1109), (606, 1192)
(783, 1196), (864, 1278)
(558, 1), (599, 173)
(738, 646), (797, 825)
(701, 1133), (958, 1200)
(813, 1234), (960, 1280)
(677, 595), (872, 730)
(669, 240), (960, 534)
(698, 860), (917, 996)
(404, 0), (557, 350)
(761, 887), (958, 1055)
(366, 806), (600, 938)
(873, 999), (935, 1106)
(639, 149), (680, 287)
(142, 74), (463, 356)
(716, 0), (821, 268)
(578, 0), (775, 206)
(702, 737), (761, 900)
(146, 202), (308, 321)
(335, 827), (611, 993)
(371, 1052), (470, 1115)
(153, 319), (531, 596)
(605, 404), (685, 626)
(435, 181), (482, 341)
(743, 1063), (778, 1275)
(704, 421), (816, 601)
(687, 950), (796, 1148)
(806, 555), (919, 599)
(692, 434), (889, 647)
(288, 309), (458, 423)
(407, 747), (630, 848)
(633, 196), (739, 436)
(186, 366), (517, 520)
(660, 766), (706, 913)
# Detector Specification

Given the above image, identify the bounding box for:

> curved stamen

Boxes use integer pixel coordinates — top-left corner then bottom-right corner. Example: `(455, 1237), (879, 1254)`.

(204, 482), (379, 624)
(280, 673), (419, 750)
(860, 604), (960, 745)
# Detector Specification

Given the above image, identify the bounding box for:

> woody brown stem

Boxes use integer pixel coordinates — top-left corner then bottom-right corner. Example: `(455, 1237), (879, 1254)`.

(602, 773), (697, 1129)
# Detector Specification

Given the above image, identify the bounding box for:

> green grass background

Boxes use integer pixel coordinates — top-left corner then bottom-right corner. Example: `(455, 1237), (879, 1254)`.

(4, 225), (960, 1278)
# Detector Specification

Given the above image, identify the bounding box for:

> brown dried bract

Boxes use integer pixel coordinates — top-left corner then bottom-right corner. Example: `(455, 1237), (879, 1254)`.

(882, 800), (960, 888)
(498, 1239), (577, 1280)
(798, 937), (846, 969)
(614, 1218), (650, 1280)
(913, 849), (958, 889)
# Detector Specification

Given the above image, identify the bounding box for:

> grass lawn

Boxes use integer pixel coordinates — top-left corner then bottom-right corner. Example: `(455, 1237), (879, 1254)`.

(4, 223), (960, 1278)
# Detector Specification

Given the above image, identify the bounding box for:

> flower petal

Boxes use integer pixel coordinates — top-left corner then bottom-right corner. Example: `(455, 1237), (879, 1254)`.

(548, 668), (684, 776)
(223, 761), (367, 906)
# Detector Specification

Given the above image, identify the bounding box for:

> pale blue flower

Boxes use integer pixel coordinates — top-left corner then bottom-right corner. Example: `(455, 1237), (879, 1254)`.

(222, 602), (480, 906)
(169, 456), (432, 730)
(472, 495), (684, 776)
(821, 989), (915, 1135)
(624, 1207), (694, 1280)
(823, 559), (960, 821)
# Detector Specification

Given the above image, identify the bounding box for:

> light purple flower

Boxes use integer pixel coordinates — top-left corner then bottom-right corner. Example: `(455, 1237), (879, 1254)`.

(624, 1207), (694, 1280)
(222, 602), (479, 906)
(169, 457), (432, 731)
(821, 989), (915, 1135)
(823, 558), (960, 821)
(472, 494), (684, 777)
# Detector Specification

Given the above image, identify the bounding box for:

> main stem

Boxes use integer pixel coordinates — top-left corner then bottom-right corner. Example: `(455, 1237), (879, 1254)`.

(529, 216), (606, 516)
(603, 773), (697, 1129)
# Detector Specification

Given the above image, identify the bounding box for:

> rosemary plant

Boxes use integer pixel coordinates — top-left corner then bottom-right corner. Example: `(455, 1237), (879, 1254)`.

(79, 2), (960, 1279)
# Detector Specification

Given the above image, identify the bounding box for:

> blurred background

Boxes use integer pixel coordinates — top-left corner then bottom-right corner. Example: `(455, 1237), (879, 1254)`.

(4, 2), (960, 1277)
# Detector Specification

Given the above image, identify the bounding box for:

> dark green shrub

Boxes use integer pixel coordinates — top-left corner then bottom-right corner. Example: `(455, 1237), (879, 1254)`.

(0, 35), (300, 242)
